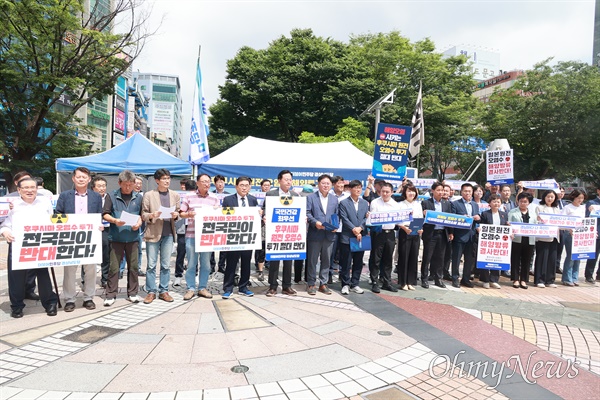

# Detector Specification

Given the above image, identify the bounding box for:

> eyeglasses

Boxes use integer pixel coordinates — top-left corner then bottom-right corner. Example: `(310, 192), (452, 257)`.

(19, 186), (37, 190)
(160, 177), (171, 181)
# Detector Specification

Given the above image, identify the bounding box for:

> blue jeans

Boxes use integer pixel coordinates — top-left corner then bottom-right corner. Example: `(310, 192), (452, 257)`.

(145, 236), (174, 293)
(185, 237), (211, 291)
(562, 233), (580, 284)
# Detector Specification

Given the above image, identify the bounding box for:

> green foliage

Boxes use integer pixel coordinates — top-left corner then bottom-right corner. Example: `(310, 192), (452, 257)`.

(298, 117), (374, 155)
(482, 60), (600, 184)
(0, 0), (151, 184)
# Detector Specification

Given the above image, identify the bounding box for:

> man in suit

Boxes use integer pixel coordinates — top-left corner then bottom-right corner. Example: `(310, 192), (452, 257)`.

(421, 182), (454, 288)
(264, 170), (300, 296)
(92, 176), (110, 289)
(306, 174), (339, 295)
(450, 183), (480, 288)
(55, 167), (103, 312)
(141, 168), (181, 304)
(338, 180), (369, 295)
(221, 176), (259, 299)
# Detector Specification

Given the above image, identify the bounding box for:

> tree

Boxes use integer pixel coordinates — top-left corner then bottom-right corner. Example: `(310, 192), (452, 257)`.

(298, 117), (374, 155)
(482, 60), (600, 183)
(0, 0), (152, 187)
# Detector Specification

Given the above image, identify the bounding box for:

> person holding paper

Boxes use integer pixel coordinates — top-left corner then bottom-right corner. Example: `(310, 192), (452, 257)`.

(508, 192), (537, 289)
(534, 190), (560, 288)
(55, 167), (103, 312)
(338, 180), (369, 295)
(0, 177), (58, 318)
(141, 169), (181, 304)
(397, 184), (423, 291)
(450, 183), (481, 289)
(306, 174), (339, 295)
(102, 170), (143, 306)
(478, 194), (509, 289)
(561, 189), (586, 287)
(584, 186), (600, 284)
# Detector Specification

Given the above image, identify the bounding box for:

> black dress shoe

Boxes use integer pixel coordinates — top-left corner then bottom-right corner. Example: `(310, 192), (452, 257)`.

(382, 284), (398, 292)
(371, 284), (381, 293)
(64, 302), (76, 312)
(25, 292), (40, 301)
(452, 279), (460, 288)
(461, 280), (474, 288)
(501, 271), (511, 278)
(11, 309), (24, 318)
(435, 280), (446, 288)
(443, 274), (452, 281)
(428, 276), (434, 281)
(46, 304), (58, 317)
(138, 270), (146, 277)
(421, 281), (429, 289)
(83, 300), (96, 310)
(327, 276), (333, 285)
(556, 268), (563, 274)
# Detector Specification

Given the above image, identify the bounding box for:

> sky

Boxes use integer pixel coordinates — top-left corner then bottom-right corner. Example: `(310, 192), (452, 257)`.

(128, 0), (595, 159)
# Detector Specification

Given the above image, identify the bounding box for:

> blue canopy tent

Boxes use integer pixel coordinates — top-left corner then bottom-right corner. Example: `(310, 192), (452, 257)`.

(55, 133), (192, 192)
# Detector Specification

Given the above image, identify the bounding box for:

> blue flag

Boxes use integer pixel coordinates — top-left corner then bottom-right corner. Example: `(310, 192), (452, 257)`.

(189, 59), (210, 165)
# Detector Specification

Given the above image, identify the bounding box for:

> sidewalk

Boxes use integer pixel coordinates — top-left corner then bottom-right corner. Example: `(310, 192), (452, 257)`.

(1, 240), (599, 400)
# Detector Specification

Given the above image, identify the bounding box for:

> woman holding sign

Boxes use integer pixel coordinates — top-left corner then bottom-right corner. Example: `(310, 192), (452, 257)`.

(478, 194), (509, 289)
(534, 190), (560, 288)
(397, 184), (423, 291)
(561, 189), (587, 287)
(508, 192), (537, 289)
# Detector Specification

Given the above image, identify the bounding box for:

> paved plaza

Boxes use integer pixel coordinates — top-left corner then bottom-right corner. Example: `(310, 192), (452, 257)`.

(1, 241), (599, 400)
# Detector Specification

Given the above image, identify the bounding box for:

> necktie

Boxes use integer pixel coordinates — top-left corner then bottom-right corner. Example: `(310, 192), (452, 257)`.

(241, 197), (246, 207)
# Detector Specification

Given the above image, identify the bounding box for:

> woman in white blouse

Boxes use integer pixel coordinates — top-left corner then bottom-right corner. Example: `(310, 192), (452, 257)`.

(397, 184), (423, 291)
(535, 190), (560, 288)
(561, 189), (587, 286)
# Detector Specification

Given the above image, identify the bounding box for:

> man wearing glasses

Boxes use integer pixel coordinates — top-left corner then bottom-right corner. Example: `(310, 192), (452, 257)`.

(141, 169), (181, 304)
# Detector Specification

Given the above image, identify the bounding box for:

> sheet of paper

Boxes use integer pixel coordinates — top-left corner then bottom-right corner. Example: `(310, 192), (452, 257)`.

(120, 211), (140, 226)
(159, 205), (176, 219)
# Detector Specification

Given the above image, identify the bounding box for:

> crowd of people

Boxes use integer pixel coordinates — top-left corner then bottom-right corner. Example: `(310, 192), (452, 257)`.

(1, 168), (599, 319)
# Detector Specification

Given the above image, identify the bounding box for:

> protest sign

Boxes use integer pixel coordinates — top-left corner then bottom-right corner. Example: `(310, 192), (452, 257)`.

(424, 211), (473, 229)
(12, 213), (103, 270)
(195, 207), (261, 252)
(572, 218), (598, 260)
(538, 213), (582, 229)
(486, 149), (514, 185)
(368, 209), (413, 226)
(477, 224), (512, 270)
(265, 196), (307, 261)
(589, 205), (600, 218)
(510, 223), (559, 239)
(0, 201), (11, 224)
(372, 123), (411, 180)
(520, 179), (559, 191)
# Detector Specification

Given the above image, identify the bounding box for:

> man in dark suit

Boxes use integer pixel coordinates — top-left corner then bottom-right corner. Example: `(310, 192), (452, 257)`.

(264, 170), (300, 296)
(450, 183), (480, 288)
(338, 180), (369, 295)
(221, 176), (259, 299)
(421, 182), (454, 288)
(55, 167), (103, 312)
(306, 174), (339, 295)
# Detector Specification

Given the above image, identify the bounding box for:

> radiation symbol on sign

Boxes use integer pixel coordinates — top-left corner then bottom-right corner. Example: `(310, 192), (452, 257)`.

(280, 196), (293, 206)
(51, 213), (68, 224)
(222, 207), (235, 215)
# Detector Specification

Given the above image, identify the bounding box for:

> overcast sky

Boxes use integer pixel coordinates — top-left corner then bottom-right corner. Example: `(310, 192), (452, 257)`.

(130, 0), (595, 158)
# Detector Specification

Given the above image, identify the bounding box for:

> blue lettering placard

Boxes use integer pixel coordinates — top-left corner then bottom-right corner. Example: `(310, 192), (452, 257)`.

(368, 210), (413, 225)
(424, 211), (473, 229)
(372, 123), (412, 180)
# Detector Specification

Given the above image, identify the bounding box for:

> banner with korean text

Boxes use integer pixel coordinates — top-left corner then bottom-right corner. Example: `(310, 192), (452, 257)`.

(12, 213), (103, 270)
(367, 210), (413, 226)
(477, 224), (512, 270)
(265, 196), (306, 261)
(538, 213), (582, 229)
(195, 207), (261, 252)
(589, 205), (600, 218)
(510, 223), (559, 239)
(572, 218), (597, 260)
(486, 149), (514, 185)
(372, 123), (412, 180)
(424, 211), (473, 229)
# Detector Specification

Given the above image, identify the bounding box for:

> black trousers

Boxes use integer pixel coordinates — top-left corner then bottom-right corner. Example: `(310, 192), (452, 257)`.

(452, 240), (475, 283)
(268, 260), (292, 289)
(534, 239), (558, 285)
(421, 230), (447, 282)
(584, 236), (600, 280)
(294, 259), (306, 283)
(397, 231), (419, 287)
(369, 230), (396, 286)
(175, 233), (186, 278)
(7, 244), (57, 313)
(339, 242), (364, 288)
(511, 241), (534, 283)
(101, 230), (110, 284)
(224, 250), (252, 293)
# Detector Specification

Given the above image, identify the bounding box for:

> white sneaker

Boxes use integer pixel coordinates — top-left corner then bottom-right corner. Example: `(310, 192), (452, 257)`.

(173, 277), (182, 287)
(350, 286), (364, 294)
(547, 283), (557, 288)
(490, 282), (501, 289)
(128, 295), (141, 303)
(482, 282), (490, 289)
(104, 298), (115, 306)
(537, 283), (545, 288)
(341, 285), (350, 295)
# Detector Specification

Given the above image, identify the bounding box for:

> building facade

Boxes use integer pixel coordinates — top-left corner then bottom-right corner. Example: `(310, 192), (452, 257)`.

(442, 45), (501, 81)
